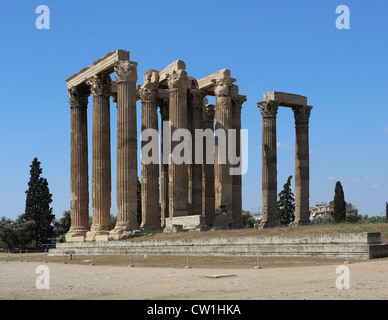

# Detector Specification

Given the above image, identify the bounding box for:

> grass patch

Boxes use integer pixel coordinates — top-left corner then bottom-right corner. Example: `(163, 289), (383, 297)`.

(130, 223), (388, 243)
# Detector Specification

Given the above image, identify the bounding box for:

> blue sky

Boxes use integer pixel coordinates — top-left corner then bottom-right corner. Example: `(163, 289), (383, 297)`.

(0, 0), (387, 221)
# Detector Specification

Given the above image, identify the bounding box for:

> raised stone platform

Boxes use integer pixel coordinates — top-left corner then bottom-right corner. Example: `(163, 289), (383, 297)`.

(49, 232), (388, 260)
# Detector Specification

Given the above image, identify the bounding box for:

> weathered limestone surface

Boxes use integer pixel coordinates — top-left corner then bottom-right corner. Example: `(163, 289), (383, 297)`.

(214, 77), (234, 227)
(258, 91), (312, 228)
(66, 50), (130, 89)
(66, 87), (89, 241)
(110, 60), (140, 240)
(86, 73), (112, 241)
(168, 70), (190, 217)
(258, 100), (279, 228)
(139, 70), (160, 230)
(293, 105), (313, 225)
(202, 104), (216, 227)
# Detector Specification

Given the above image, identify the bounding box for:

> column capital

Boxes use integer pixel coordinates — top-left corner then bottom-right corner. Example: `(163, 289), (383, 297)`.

(213, 77), (236, 97)
(167, 69), (190, 90)
(232, 95), (247, 113)
(86, 73), (111, 97)
(292, 105), (313, 126)
(114, 60), (138, 83)
(68, 87), (88, 108)
(139, 84), (158, 102)
(203, 104), (215, 122)
(257, 100), (279, 118)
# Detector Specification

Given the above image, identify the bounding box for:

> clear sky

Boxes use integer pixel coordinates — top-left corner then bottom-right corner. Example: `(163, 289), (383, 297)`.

(0, 0), (387, 221)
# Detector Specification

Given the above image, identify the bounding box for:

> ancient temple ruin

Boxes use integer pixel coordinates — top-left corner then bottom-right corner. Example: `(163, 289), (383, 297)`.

(65, 50), (246, 241)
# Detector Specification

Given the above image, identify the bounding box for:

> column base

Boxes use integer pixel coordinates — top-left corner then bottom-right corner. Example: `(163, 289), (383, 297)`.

(65, 228), (88, 242)
(85, 230), (110, 242)
(290, 219), (311, 227)
(109, 226), (143, 241)
(258, 220), (279, 229)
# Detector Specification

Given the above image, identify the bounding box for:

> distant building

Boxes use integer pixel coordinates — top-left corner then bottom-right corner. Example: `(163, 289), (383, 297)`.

(309, 201), (358, 220)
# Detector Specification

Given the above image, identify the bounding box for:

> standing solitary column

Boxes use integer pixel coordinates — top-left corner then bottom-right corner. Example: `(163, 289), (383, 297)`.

(168, 70), (190, 217)
(86, 73), (112, 241)
(110, 61), (139, 240)
(139, 71), (160, 230)
(66, 87), (89, 241)
(258, 100), (279, 228)
(292, 105), (313, 225)
(214, 77), (234, 225)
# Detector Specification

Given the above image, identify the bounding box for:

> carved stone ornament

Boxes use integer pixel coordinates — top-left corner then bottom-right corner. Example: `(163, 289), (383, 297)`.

(114, 60), (138, 83)
(167, 69), (189, 90)
(232, 95), (247, 112)
(87, 74), (112, 97)
(213, 77), (234, 97)
(68, 87), (88, 108)
(257, 100), (279, 118)
(292, 105), (313, 124)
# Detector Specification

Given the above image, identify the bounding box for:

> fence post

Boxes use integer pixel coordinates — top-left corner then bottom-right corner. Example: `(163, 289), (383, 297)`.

(3, 249), (7, 263)
(344, 242), (351, 264)
(62, 250), (67, 264)
(25, 249), (29, 262)
(90, 249), (94, 266)
(19, 250), (22, 262)
(128, 248), (134, 268)
(185, 248), (192, 269)
(43, 248), (48, 263)
(255, 249), (262, 269)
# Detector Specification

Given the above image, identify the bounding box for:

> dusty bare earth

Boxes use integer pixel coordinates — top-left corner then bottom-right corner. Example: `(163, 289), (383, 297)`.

(1, 253), (388, 300)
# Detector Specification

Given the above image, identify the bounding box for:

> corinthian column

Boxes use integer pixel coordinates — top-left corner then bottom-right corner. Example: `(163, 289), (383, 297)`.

(168, 70), (190, 217)
(86, 73), (112, 241)
(292, 105), (313, 225)
(258, 100), (279, 228)
(202, 104), (215, 227)
(159, 99), (169, 227)
(214, 77), (234, 226)
(139, 70), (160, 230)
(110, 60), (139, 240)
(66, 87), (89, 241)
(231, 93), (247, 228)
(188, 83), (204, 215)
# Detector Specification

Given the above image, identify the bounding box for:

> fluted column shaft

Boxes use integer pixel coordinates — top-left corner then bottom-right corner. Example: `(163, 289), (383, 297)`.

(140, 84), (160, 230)
(160, 100), (169, 226)
(188, 89), (203, 215)
(168, 70), (190, 217)
(202, 104), (215, 227)
(114, 61), (139, 233)
(293, 105), (313, 225)
(258, 100), (279, 228)
(87, 74), (112, 237)
(231, 95), (246, 227)
(214, 78), (234, 216)
(67, 87), (89, 240)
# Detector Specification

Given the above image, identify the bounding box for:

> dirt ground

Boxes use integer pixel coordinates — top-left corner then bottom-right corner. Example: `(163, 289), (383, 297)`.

(1, 252), (388, 300)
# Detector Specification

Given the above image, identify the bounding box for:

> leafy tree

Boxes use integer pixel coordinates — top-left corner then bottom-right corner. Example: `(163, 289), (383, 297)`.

(0, 217), (20, 249)
(19, 158), (55, 248)
(333, 181), (346, 223)
(277, 175), (295, 225)
(242, 211), (256, 228)
(53, 210), (71, 236)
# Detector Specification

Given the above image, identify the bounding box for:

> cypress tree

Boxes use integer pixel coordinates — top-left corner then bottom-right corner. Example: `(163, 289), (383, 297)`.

(333, 181), (346, 223)
(20, 158), (55, 248)
(277, 175), (295, 225)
